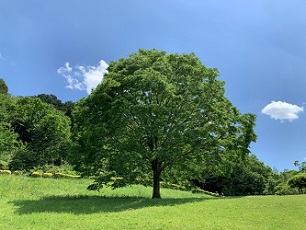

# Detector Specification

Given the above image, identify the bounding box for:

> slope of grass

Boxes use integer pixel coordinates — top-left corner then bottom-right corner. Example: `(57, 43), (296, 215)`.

(1, 174), (305, 229)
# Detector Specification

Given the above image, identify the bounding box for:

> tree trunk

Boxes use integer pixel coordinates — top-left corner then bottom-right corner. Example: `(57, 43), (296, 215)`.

(152, 158), (162, 199)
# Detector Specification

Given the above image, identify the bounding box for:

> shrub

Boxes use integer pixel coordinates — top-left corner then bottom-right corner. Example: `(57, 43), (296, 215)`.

(33, 163), (77, 175)
(54, 173), (80, 179)
(111, 177), (124, 181)
(13, 170), (23, 175)
(0, 169), (11, 174)
(192, 188), (220, 197)
(42, 172), (54, 178)
(31, 171), (42, 177)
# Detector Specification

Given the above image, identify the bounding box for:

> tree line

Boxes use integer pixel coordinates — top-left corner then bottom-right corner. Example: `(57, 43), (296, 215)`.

(0, 49), (305, 198)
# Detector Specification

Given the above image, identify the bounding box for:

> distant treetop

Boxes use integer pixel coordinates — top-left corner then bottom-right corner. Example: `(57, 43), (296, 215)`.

(0, 79), (8, 94)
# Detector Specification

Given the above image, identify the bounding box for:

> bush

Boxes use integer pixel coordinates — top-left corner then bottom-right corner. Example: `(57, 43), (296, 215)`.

(54, 173), (80, 179)
(13, 170), (23, 175)
(110, 177), (124, 181)
(31, 171), (42, 177)
(42, 172), (54, 178)
(0, 169), (11, 174)
(33, 163), (78, 175)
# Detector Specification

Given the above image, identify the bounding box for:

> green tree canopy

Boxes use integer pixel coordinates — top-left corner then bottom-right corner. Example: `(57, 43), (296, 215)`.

(0, 94), (22, 165)
(201, 154), (272, 196)
(288, 173), (306, 193)
(71, 49), (257, 198)
(10, 96), (71, 169)
(0, 78), (8, 94)
(34, 94), (75, 119)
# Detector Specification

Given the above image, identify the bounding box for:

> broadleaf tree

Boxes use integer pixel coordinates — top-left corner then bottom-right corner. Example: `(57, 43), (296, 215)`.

(10, 96), (71, 170)
(0, 78), (8, 95)
(71, 49), (257, 198)
(0, 94), (22, 165)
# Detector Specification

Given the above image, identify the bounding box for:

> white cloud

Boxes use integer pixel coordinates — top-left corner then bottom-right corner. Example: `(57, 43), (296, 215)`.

(261, 101), (303, 121)
(0, 53), (4, 60)
(57, 60), (108, 94)
(57, 62), (72, 74)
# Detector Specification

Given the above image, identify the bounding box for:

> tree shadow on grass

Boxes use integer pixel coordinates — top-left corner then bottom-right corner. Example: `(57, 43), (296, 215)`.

(11, 195), (215, 215)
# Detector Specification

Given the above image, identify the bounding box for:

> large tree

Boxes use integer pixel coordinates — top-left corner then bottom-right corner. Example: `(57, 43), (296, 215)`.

(71, 49), (256, 198)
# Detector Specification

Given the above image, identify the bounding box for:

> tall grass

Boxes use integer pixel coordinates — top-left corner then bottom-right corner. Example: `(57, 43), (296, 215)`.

(1, 174), (305, 229)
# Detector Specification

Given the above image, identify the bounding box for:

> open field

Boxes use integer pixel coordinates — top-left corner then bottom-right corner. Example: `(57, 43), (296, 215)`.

(1, 174), (305, 230)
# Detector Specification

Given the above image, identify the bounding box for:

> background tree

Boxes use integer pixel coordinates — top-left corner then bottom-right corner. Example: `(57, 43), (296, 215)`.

(34, 94), (75, 120)
(0, 78), (8, 94)
(71, 49), (257, 198)
(294, 160), (306, 173)
(10, 96), (71, 170)
(264, 169), (283, 195)
(288, 173), (306, 194)
(269, 169), (300, 195)
(0, 94), (22, 168)
(200, 154), (272, 195)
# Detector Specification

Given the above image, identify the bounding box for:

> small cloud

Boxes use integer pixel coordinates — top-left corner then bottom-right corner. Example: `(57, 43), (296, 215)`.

(57, 60), (108, 94)
(261, 101), (303, 121)
(57, 62), (72, 74)
(0, 53), (4, 60)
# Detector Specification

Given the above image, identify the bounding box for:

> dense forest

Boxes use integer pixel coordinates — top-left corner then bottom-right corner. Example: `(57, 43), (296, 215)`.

(1, 50), (305, 197)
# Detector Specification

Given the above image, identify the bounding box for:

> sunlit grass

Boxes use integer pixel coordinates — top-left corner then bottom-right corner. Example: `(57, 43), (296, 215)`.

(1, 174), (305, 229)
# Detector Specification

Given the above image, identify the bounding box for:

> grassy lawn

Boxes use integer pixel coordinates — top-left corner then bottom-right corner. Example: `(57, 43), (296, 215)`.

(1, 174), (305, 229)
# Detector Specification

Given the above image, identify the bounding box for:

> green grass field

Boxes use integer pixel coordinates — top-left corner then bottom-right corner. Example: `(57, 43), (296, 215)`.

(1, 174), (305, 229)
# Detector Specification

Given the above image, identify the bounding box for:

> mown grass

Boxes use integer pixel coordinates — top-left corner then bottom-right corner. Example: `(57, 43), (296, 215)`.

(1, 174), (305, 229)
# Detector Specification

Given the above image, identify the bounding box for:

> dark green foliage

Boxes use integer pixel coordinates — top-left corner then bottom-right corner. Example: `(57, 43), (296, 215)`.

(34, 94), (75, 119)
(200, 154), (272, 196)
(35, 94), (63, 110)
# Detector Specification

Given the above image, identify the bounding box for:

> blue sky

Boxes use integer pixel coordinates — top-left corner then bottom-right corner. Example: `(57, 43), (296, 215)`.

(1, 0), (306, 171)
